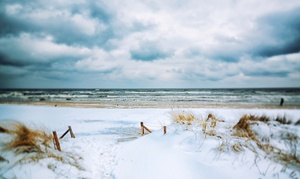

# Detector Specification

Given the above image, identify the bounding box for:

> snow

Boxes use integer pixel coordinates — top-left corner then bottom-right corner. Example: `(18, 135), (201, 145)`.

(0, 104), (299, 178)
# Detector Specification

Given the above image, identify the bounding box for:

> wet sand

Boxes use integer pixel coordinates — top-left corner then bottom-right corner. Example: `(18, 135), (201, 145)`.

(1, 101), (299, 109)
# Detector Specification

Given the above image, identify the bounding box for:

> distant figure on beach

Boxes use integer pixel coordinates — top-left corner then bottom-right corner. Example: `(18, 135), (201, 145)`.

(280, 98), (284, 106)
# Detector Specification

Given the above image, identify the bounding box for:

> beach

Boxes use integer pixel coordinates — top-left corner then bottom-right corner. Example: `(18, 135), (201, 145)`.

(0, 104), (299, 178)
(1, 0), (300, 178)
(2, 101), (300, 109)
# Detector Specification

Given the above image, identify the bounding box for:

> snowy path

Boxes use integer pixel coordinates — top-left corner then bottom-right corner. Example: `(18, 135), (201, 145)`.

(0, 105), (169, 178)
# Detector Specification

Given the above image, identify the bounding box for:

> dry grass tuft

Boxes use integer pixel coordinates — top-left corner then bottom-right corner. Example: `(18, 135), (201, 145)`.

(232, 142), (244, 153)
(171, 112), (197, 125)
(1, 121), (53, 154)
(233, 114), (258, 141)
(170, 111), (221, 138)
(0, 121), (86, 172)
(215, 138), (230, 153)
(170, 110), (199, 132)
(206, 113), (218, 128)
(232, 114), (300, 168)
(18, 152), (85, 171)
(203, 113), (220, 138)
(257, 136), (300, 167)
(275, 116), (292, 125)
(171, 111), (300, 171)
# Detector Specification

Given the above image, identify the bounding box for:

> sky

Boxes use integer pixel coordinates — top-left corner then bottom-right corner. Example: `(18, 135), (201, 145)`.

(0, 0), (300, 88)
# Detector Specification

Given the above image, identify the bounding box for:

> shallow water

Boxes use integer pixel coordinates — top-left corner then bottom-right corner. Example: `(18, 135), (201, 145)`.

(0, 88), (299, 108)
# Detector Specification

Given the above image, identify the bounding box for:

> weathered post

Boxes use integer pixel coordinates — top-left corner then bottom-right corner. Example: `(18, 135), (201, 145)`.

(53, 131), (61, 151)
(140, 122), (144, 135)
(69, 126), (75, 138)
(163, 126), (167, 134)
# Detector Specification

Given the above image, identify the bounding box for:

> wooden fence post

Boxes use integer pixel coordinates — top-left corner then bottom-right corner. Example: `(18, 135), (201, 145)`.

(140, 122), (144, 135)
(68, 126), (75, 138)
(53, 131), (61, 151)
(140, 122), (152, 135)
(163, 126), (166, 134)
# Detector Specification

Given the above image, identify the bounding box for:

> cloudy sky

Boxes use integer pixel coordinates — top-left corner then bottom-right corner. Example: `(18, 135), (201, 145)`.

(0, 0), (300, 88)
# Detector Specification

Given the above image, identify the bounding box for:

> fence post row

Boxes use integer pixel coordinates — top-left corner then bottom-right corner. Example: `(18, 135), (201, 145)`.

(53, 125), (76, 151)
(141, 122), (167, 135)
(55, 123), (166, 150)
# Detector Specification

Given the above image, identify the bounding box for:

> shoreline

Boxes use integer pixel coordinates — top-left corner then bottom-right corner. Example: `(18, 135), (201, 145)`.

(1, 101), (299, 109)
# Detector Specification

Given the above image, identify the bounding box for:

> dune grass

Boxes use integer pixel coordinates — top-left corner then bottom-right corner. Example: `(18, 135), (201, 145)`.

(0, 121), (53, 154)
(0, 121), (85, 172)
(170, 110), (222, 138)
(170, 111), (300, 171)
(232, 114), (299, 168)
(170, 110), (197, 125)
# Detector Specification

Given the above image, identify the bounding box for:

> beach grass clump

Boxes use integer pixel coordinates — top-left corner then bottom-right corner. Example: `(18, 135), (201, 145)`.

(0, 121), (85, 171)
(233, 114), (296, 141)
(0, 121), (53, 154)
(274, 116), (292, 125)
(216, 138), (245, 154)
(256, 132), (300, 167)
(232, 114), (259, 141)
(275, 132), (300, 166)
(231, 142), (244, 153)
(202, 113), (220, 138)
(206, 113), (217, 128)
(170, 111), (299, 169)
(232, 114), (300, 167)
(170, 110), (197, 125)
(170, 110), (222, 138)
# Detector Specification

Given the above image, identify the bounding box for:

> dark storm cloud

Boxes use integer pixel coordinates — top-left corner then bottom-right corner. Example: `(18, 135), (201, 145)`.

(244, 71), (290, 78)
(0, 53), (27, 67)
(0, 58), (80, 88)
(0, 12), (29, 36)
(254, 7), (300, 57)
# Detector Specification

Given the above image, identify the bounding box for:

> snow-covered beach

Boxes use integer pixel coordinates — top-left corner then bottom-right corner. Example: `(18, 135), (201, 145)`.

(0, 104), (299, 179)
(1, 0), (300, 177)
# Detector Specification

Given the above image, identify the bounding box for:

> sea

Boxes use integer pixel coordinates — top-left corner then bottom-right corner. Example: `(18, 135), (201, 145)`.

(0, 88), (299, 108)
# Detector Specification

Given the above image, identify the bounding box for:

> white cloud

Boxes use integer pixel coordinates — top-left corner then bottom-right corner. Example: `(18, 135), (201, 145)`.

(75, 48), (119, 72)
(3, 3), (106, 37)
(5, 4), (22, 15)
(1, 0), (300, 88)
(0, 33), (90, 63)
